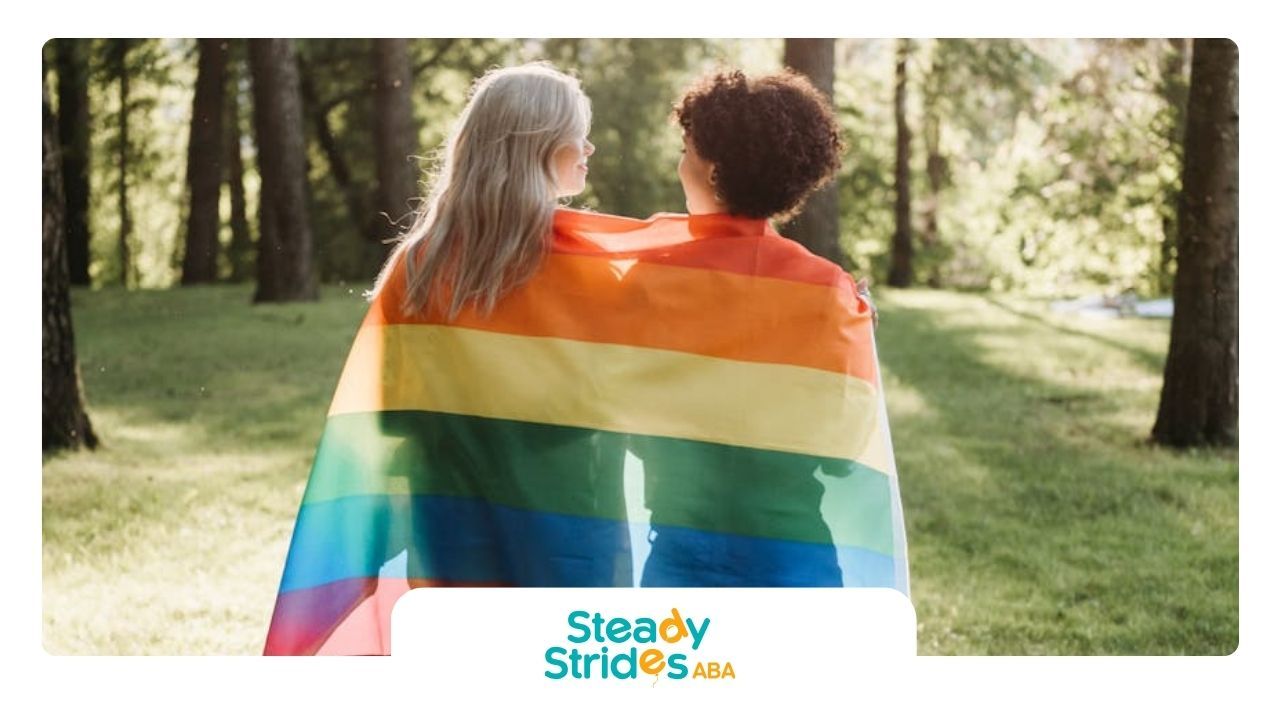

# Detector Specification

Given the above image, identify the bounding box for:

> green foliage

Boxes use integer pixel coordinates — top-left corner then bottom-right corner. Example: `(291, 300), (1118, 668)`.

(57, 39), (1195, 296)
(299, 38), (519, 283)
(826, 39), (1186, 296)
(1003, 41), (1183, 296)
(87, 39), (189, 289)
(939, 40), (1184, 296)
(538, 39), (710, 219)
(834, 40), (896, 276)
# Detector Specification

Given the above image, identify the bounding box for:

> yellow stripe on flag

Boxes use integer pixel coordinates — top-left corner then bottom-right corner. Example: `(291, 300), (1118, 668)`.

(329, 324), (891, 475)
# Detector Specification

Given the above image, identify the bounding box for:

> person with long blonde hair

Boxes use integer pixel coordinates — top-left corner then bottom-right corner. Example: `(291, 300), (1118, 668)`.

(370, 61), (595, 318)
(266, 62), (611, 656)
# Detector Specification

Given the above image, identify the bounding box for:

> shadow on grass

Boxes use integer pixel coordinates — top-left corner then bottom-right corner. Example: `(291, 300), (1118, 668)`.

(876, 291), (1237, 655)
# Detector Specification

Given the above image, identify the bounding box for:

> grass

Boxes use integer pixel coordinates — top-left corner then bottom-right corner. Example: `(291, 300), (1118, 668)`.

(42, 284), (1238, 654)
(877, 291), (1237, 654)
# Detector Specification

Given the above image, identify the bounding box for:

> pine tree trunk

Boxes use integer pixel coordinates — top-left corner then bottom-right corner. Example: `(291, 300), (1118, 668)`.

(372, 39), (417, 239)
(248, 39), (318, 303)
(781, 38), (844, 267)
(888, 39), (914, 288)
(44, 76), (98, 452)
(1152, 38), (1238, 447)
(921, 44), (946, 289)
(55, 39), (92, 287)
(225, 46), (254, 283)
(114, 40), (132, 288)
(922, 118), (942, 248)
(181, 39), (228, 285)
(922, 115), (943, 289)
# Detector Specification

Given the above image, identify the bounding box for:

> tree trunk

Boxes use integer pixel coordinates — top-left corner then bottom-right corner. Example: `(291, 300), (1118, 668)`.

(921, 115), (943, 288)
(248, 39), (318, 303)
(781, 38), (844, 267)
(113, 40), (132, 288)
(1152, 38), (1238, 447)
(54, 39), (92, 287)
(44, 76), (98, 452)
(888, 39), (914, 288)
(921, 43), (947, 289)
(372, 38), (418, 239)
(181, 39), (229, 285)
(225, 45), (254, 283)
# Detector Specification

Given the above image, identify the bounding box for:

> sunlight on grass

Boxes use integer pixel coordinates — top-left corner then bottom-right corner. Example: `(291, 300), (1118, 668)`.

(879, 372), (934, 422)
(875, 289), (1237, 654)
(44, 284), (363, 654)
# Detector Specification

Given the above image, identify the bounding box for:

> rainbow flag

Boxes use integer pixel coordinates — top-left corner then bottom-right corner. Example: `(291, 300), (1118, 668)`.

(263, 209), (909, 655)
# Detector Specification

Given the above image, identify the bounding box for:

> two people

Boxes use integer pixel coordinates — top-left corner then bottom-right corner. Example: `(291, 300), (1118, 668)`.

(265, 62), (907, 655)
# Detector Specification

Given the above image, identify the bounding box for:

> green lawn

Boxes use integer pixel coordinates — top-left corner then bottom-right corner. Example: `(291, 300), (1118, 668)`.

(42, 285), (1238, 654)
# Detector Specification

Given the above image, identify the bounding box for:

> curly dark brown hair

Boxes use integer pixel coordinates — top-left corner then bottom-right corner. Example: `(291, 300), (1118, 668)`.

(673, 69), (845, 220)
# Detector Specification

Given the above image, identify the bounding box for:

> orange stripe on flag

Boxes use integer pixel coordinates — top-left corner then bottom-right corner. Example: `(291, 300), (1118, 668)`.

(369, 251), (876, 383)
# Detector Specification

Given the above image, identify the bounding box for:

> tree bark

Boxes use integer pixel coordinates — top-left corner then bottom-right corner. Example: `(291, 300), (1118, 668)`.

(372, 39), (418, 240)
(55, 39), (92, 286)
(44, 76), (98, 452)
(1152, 38), (1238, 447)
(112, 40), (132, 288)
(225, 45), (254, 283)
(181, 39), (229, 285)
(248, 39), (318, 303)
(781, 38), (844, 267)
(888, 39), (914, 288)
(921, 116), (944, 288)
(921, 42), (947, 288)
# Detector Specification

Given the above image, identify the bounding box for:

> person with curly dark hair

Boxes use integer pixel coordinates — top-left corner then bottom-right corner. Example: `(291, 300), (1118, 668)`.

(626, 69), (903, 592)
(673, 69), (845, 222)
(672, 68), (876, 309)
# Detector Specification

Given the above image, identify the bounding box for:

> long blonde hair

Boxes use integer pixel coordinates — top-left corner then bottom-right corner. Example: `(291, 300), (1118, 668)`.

(368, 62), (591, 319)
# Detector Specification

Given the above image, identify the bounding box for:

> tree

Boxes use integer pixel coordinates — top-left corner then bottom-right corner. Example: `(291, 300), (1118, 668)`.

(54, 39), (92, 287)
(782, 38), (845, 267)
(106, 39), (134, 287)
(181, 39), (228, 285)
(89, 38), (170, 288)
(224, 42), (254, 282)
(1152, 39), (1238, 447)
(44, 75), (98, 452)
(888, 39), (914, 288)
(248, 39), (317, 303)
(920, 42), (949, 288)
(371, 39), (418, 258)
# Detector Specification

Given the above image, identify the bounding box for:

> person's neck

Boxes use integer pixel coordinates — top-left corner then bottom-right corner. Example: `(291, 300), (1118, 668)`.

(685, 192), (728, 215)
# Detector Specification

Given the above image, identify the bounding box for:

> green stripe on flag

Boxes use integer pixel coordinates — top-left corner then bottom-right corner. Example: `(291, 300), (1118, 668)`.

(301, 410), (897, 556)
